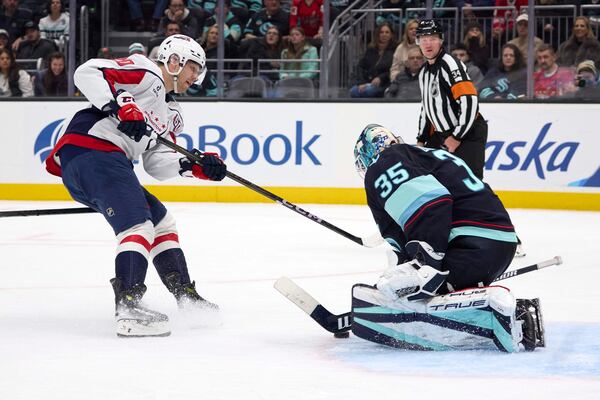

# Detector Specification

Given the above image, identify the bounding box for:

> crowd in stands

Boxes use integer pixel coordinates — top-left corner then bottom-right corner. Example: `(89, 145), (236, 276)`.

(0, 0), (68, 97)
(2, 0), (600, 99)
(354, 1), (600, 100)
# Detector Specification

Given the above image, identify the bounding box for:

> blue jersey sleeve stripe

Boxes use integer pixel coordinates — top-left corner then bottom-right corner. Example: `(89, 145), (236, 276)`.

(448, 226), (518, 243)
(384, 175), (450, 230)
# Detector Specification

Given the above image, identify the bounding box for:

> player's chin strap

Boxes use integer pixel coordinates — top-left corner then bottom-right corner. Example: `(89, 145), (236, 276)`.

(164, 63), (207, 94)
(164, 65), (183, 94)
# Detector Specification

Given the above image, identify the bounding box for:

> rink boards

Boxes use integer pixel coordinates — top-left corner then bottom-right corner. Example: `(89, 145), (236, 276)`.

(0, 100), (598, 210)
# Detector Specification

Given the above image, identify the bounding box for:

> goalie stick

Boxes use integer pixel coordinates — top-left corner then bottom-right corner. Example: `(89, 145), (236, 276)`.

(151, 134), (383, 248)
(274, 256), (563, 334)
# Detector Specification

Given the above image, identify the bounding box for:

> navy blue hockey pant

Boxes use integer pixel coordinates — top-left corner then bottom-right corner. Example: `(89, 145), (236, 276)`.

(58, 145), (166, 234)
(58, 145), (190, 290)
(439, 236), (517, 293)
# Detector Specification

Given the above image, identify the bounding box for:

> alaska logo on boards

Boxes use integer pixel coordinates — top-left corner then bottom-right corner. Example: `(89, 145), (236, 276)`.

(34, 119), (65, 162)
(484, 122), (597, 187)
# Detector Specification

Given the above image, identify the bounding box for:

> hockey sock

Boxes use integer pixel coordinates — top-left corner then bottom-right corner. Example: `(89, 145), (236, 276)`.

(153, 248), (192, 285)
(115, 220), (154, 290)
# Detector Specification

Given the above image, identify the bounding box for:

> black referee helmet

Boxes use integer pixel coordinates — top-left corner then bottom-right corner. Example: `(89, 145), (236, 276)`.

(415, 19), (445, 42)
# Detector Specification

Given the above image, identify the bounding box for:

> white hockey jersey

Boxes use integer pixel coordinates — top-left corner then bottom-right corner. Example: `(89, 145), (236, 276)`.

(46, 54), (184, 181)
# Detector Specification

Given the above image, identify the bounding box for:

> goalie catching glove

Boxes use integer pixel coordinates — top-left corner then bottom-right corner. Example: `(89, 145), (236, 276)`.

(179, 150), (227, 181)
(377, 240), (449, 301)
(113, 91), (148, 142)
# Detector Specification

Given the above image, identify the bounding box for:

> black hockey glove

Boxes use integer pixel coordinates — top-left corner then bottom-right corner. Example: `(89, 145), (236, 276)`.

(114, 91), (148, 142)
(179, 151), (227, 181)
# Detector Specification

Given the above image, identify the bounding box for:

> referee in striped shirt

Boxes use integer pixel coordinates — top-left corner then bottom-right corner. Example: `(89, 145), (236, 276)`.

(415, 19), (488, 179)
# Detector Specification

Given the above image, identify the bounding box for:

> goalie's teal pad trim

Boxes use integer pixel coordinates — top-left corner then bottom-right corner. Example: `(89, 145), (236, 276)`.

(434, 309), (515, 352)
(384, 175), (450, 230)
(354, 317), (452, 351)
(448, 226), (518, 243)
(384, 237), (401, 251)
(354, 306), (411, 314)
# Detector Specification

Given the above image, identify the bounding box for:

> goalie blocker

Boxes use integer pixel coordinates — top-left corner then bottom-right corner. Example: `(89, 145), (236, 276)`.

(351, 284), (545, 352)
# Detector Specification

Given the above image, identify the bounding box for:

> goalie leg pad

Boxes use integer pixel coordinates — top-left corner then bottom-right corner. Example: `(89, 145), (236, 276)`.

(351, 284), (522, 352)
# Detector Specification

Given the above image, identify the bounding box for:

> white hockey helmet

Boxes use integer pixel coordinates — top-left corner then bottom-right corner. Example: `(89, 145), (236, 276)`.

(354, 124), (403, 178)
(157, 34), (207, 87)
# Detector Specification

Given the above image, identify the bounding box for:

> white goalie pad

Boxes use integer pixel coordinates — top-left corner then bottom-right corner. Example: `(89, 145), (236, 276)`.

(351, 284), (523, 352)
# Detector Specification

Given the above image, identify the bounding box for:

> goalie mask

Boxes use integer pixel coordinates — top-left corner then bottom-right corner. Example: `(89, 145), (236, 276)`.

(157, 34), (207, 92)
(354, 124), (402, 178)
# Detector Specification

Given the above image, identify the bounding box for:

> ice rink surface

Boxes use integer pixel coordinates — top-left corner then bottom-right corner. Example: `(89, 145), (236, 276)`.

(0, 200), (598, 400)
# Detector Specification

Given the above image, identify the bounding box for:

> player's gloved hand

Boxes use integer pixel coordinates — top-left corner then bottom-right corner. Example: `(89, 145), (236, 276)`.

(179, 150), (227, 181)
(115, 91), (148, 142)
(377, 259), (448, 302)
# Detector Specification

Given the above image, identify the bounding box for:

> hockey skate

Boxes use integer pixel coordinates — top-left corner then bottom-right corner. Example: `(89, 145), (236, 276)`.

(163, 272), (219, 311)
(516, 298), (545, 351)
(110, 278), (170, 338)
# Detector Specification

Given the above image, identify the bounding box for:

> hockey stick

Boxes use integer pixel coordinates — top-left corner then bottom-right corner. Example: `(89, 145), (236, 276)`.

(152, 134), (383, 248)
(0, 207), (96, 218)
(494, 255), (562, 281)
(274, 256), (564, 335)
(274, 277), (352, 334)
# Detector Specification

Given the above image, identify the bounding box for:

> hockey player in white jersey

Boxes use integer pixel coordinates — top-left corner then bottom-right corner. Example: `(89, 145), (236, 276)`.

(45, 35), (226, 337)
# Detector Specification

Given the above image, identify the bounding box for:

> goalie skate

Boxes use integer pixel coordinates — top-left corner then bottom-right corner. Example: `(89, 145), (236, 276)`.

(516, 298), (545, 351)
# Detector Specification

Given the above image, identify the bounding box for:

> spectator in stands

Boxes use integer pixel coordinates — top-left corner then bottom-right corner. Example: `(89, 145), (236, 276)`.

(244, 24), (283, 80)
(148, 21), (180, 60)
(574, 59), (600, 99)
(189, 0), (215, 15)
(507, 13), (543, 66)
(389, 19), (418, 82)
(202, 0), (242, 43)
(534, 43), (576, 99)
(451, 43), (484, 88)
(492, 0), (527, 36)
(33, 51), (65, 96)
(184, 23), (223, 98)
(557, 16), (600, 69)
(349, 22), (396, 98)
(96, 46), (114, 59)
(385, 45), (423, 100)
(38, 0), (69, 47)
(577, 1), (600, 27)
(463, 20), (490, 74)
(279, 26), (318, 80)
(0, 0), (33, 50)
(16, 21), (57, 65)
(289, 0), (323, 39)
(458, 1), (496, 31)
(20, 0), (45, 21)
(126, 0), (168, 31)
(128, 42), (146, 56)
(189, 0), (258, 27)
(0, 47), (33, 96)
(158, 0), (203, 39)
(0, 28), (8, 49)
(243, 0), (289, 41)
(480, 43), (526, 99)
(200, 24), (236, 59)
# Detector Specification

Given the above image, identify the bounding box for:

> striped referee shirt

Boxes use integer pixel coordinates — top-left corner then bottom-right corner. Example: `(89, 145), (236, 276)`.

(417, 49), (479, 142)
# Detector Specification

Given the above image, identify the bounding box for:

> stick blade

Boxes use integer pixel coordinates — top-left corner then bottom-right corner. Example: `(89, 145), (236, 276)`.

(361, 232), (384, 248)
(274, 277), (319, 315)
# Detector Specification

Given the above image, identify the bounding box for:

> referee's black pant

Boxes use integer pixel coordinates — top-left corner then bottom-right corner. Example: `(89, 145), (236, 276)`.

(425, 115), (488, 179)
